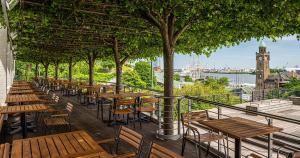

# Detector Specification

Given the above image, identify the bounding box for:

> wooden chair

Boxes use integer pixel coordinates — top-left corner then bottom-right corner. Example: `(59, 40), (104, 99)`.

(148, 142), (183, 158)
(109, 99), (135, 125)
(136, 97), (159, 128)
(84, 87), (98, 106)
(43, 102), (74, 133)
(97, 126), (143, 158)
(0, 143), (10, 158)
(181, 111), (227, 158)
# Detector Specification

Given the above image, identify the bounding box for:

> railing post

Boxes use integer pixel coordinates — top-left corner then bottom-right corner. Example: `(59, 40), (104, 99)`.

(239, 92), (242, 103)
(158, 100), (161, 131)
(217, 105), (222, 155)
(267, 118), (273, 158)
(177, 98), (181, 136)
(188, 98), (192, 112)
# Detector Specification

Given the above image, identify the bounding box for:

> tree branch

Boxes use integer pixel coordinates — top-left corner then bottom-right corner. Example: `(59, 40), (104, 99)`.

(145, 9), (161, 28)
(120, 55), (130, 65)
(173, 17), (193, 45)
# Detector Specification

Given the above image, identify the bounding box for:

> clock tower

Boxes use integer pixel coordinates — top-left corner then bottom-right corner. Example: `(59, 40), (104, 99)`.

(255, 41), (270, 90)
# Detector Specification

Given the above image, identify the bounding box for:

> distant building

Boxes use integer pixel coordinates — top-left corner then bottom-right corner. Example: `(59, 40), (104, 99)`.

(255, 41), (272, 90)
(153, 66), (162, 73)
(255, 41), (300, 100)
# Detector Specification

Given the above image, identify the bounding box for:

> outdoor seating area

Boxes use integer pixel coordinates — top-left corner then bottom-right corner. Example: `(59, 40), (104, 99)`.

(0, 79), (223, 158)
(1, 1), (300, 158)
(0, 79), (296, 158)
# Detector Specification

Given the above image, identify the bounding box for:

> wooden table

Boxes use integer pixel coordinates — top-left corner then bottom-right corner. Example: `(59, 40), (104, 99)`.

(1, 104), (49, 138)
(97, 92), (153, 121)
(10, 86), (33, 91)
(11, 130), (111, 158)
(196, 117), (282, 158)
(5, 94), (41, 104)
(9, 89), (37, 95)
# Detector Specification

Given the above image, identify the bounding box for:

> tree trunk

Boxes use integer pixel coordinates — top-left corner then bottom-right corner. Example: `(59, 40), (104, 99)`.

(113, 37), (122, 94)
(88, 54), (94, 86)
(44, 64), (49, 79)
(35, 63), (39, 78)
(161, 26), (175, 135)
(55, 61), (59, 80)
(68, 58), (72, 82)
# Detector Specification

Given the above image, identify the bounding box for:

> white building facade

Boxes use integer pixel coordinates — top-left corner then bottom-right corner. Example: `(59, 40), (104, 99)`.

(0, 28), (15, 105)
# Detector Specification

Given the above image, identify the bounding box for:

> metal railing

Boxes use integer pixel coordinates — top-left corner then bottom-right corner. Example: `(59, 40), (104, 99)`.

(34, 78), (300, 157)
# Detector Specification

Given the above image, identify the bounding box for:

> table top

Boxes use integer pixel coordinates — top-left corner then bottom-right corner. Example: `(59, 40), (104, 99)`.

(78, 152), (113, 158)
(97, 92), (153, 99)
(11, 130), (109, 158)
(12, 83), (31, 87)
(0, 104), (49, 114)
(10, 86), (33, 90)
(196, 117), (283, 139)
(6, 94), (41, 103)
(9, 89), (37, 95)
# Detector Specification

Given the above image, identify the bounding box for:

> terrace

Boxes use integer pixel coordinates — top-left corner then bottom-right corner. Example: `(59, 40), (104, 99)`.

(0, 1), (300, 158)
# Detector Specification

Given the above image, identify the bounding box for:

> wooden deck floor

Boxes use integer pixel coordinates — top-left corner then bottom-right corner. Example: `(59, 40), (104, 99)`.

(7, 93), (216, 158)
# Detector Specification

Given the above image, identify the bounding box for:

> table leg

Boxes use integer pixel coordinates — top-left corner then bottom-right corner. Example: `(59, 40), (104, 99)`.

(97, 99), (100, 119)
(21, 113), (27, 138)
(235, 138), (241, 158)
(101, 99), (104, 121)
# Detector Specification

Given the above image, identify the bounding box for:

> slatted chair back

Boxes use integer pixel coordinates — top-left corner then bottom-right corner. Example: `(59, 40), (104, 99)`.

(51, 93), (56, 100)
(141, 97), (159, 106)
(54, 96), (60, 103)
(118, 126), (143, 154)
(116, 99), (136, 107)
(181, 111), (209, 124)
(148, 142), (183, 158)
(66, 102), (74, 113)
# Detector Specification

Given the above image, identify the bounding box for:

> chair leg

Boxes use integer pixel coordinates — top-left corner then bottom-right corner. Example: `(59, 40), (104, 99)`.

(181, 138), (186, 156)
(223, 139), (227, 157)
(138, 112), (142, 129)
(197, 144), (201, 158)
(127, 114), (129, 125)
(206, 142), (210, 156)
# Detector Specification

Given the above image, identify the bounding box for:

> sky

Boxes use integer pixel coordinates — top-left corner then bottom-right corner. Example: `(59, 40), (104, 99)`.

(155, 36), (300, 69)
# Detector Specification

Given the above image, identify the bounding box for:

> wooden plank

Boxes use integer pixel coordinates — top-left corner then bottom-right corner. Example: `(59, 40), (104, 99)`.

(65, 132), (85, 153)
(79, 132), (102, 151)
(37, 137), (50, 158)
(45, 137), (60, 158)
(11, 140), (22, 158)
(58, 134), (77, 154)
(0, 144), (4, 158)
(22, 139), (32, 158)
(72, 132), (91, 151)
(52, 135), (68, 156)
(30, 139), (41, 158)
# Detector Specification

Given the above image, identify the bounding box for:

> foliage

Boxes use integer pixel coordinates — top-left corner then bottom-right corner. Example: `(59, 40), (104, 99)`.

(122, 70), (147, 88)
(184, 75), (193, 82)
(283, 77), (300, 97)
(204, 77), (229, 89)
(270, 68), (285, 74)
(175, 79), (242, 111)
(134, 61), (157, 88)
(15, 60), (115, 82)
(173, 73), (180, 81)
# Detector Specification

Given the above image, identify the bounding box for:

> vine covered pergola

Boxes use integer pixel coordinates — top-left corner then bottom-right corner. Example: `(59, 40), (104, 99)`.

(1, 0), (300, 135)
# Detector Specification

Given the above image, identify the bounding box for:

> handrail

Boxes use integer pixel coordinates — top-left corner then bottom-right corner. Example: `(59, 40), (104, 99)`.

(185, 95), (300, 125)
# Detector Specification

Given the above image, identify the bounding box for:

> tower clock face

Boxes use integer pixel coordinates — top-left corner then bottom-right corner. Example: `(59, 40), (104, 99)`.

(259, 56), (262, 61)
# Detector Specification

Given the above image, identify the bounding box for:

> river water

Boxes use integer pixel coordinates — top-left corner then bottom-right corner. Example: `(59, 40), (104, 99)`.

(198, 73), (256, 85)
